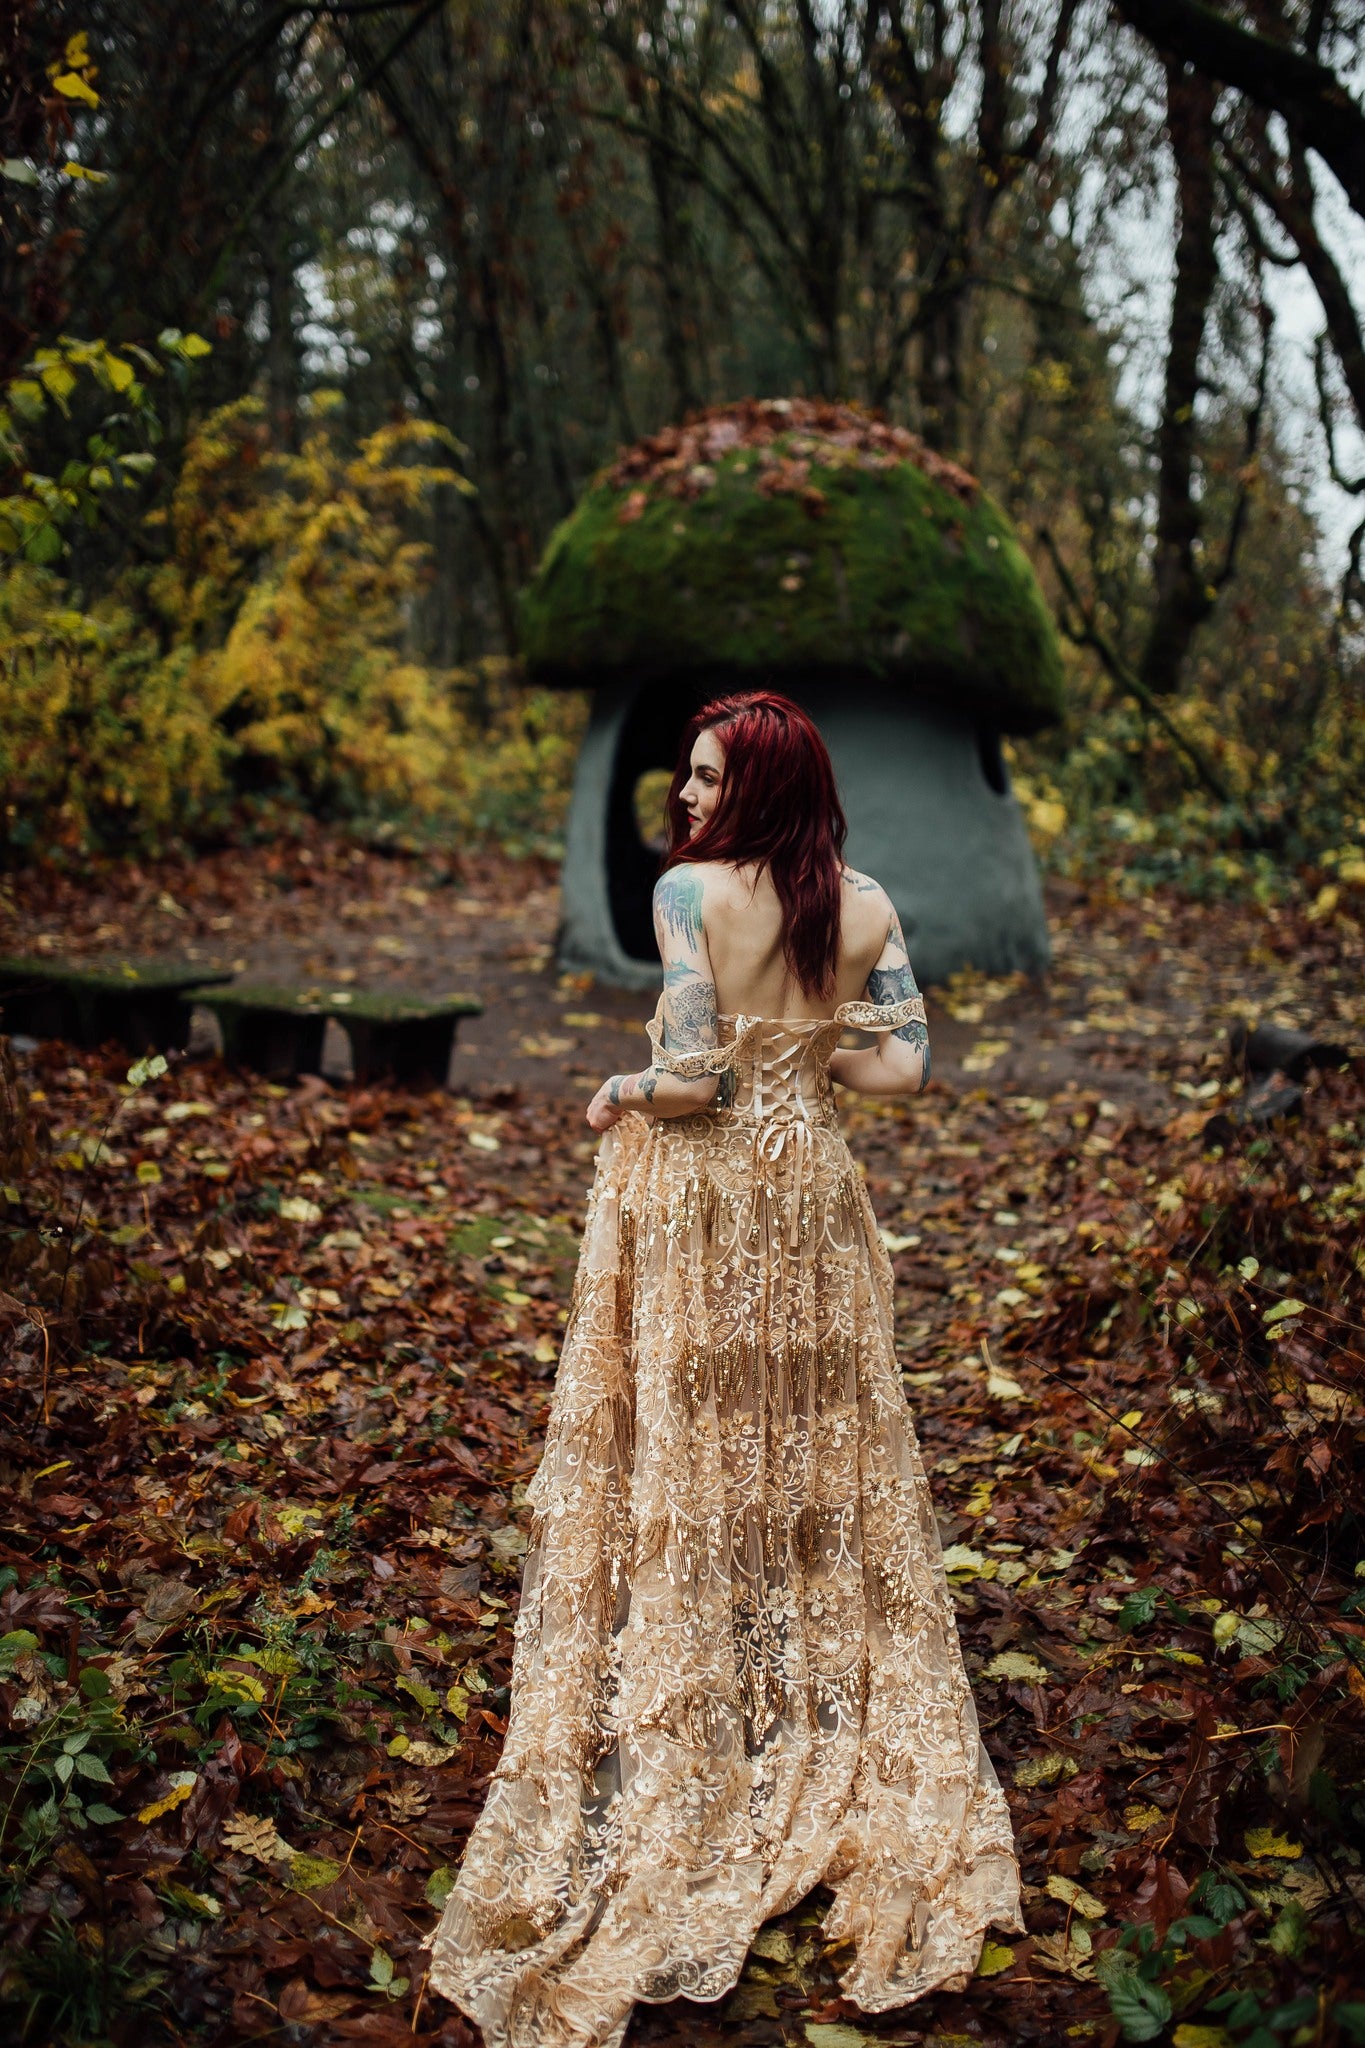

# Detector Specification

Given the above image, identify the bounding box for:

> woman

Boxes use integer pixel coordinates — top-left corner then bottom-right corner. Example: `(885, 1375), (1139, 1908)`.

(426, 692), (1023, 2046)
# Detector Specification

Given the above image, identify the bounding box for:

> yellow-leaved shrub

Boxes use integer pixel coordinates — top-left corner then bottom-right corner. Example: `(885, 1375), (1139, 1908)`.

(0, 564), (229, 856)
(0, 394), (586, 860)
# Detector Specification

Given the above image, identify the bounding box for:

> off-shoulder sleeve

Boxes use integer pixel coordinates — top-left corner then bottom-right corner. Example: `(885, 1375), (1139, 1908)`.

(832, 993), (928, 1033)
(645, 1003), (740, 1078)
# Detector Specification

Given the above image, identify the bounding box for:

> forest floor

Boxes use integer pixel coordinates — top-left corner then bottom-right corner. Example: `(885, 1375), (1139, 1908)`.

(1, 831), (1364, 2048)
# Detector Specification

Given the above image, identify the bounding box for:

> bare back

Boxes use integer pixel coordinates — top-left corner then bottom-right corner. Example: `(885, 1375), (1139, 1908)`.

(698, 861), (893, 1019)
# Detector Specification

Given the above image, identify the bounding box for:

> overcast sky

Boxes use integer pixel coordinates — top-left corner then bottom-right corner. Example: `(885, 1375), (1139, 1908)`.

(1067, 45), (1365, 586)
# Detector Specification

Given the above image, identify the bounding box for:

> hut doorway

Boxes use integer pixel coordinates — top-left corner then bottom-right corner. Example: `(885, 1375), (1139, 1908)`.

(603, 682), (699, 968)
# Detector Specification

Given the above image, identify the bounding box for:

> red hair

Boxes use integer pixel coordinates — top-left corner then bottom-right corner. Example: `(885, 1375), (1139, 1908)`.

(663, 691), (847, 1000)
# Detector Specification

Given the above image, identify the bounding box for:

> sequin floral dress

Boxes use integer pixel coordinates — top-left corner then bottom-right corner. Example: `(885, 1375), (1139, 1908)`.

(426, 994), (1023, 2047)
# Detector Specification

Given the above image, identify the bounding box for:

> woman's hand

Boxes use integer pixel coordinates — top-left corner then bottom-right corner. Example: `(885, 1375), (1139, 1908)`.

(586, 1074), (630, 1132)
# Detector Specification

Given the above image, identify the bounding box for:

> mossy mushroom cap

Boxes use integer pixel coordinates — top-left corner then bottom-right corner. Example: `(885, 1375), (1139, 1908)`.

(520, 398), (1065, 734)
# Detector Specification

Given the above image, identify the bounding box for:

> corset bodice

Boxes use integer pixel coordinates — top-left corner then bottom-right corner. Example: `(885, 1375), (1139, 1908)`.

(645, 994), (926, 1129)
(713, 1013), (842, 1125)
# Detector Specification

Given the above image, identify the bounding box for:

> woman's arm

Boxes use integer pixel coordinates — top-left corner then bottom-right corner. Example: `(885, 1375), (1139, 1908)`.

(586, 866), (723, 1132)
(828, 900), (930, 1098)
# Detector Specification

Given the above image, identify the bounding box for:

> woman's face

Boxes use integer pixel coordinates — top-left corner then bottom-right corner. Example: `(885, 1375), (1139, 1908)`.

(679, 727), (726, 837)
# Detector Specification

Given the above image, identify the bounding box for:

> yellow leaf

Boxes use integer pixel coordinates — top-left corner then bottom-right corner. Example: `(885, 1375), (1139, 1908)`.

(222, 1811), (290, 1862)
(1046, 1872), (1106, 1919)
(983, 1650), (1049, 1683)
(1014, 1752), (1078, 1788)
(206, 1668), (265, 1704)
(1124, 1803), (1165, 1833)
(276, 1505), (322, 1538)
(1245, 1827), (1303, 1860)
(52, 70), (100, 106)
(1173, 2028), (1234, 2048)
(401, 1738), (457, 1767)
(878, 1228), (921, 1253)
(136, 1160), (162, 1185)
(1031, 1926), (1095, 1978)
(987, 1368), (1026, 1399)
(136, 1770), (197, 1824)
(288, 1852), (342, 1892)
(445, 1685), (470, 1721)
(38, 359), (77, 404)
(975, 1940), (1016, 1977)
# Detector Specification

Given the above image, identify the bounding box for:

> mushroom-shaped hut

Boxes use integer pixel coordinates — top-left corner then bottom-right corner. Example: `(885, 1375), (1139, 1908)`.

(522, 399), (1064, 989)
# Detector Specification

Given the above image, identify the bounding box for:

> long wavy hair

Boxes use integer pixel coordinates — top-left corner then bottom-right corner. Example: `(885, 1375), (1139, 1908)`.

(662, 690), (847, 999)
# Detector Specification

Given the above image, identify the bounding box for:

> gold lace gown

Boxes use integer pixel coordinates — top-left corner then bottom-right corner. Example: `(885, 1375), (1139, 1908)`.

(426, 996), (1024, 2046)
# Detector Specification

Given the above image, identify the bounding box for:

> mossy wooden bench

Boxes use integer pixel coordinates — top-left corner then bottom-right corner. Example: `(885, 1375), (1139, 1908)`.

(0, 957), (233, 1053)
(188, 983), (483, 1085)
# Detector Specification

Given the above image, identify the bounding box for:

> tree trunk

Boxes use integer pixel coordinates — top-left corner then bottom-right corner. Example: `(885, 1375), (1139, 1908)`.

(1139, 59), (1218, 695)
(261, 199), (300, 452)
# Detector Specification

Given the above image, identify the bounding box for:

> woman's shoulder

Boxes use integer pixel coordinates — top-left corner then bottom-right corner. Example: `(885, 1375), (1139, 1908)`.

(656, 859), (759, 915)
(652, 864), (709, 948)
(840, 864), (894, 931)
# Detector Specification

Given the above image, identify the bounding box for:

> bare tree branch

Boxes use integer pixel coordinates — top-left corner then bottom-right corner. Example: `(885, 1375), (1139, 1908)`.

(1113, 0), (1365, 219)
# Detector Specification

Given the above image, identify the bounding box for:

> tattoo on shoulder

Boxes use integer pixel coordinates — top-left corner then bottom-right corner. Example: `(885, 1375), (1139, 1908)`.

(841, 866), (881, 895)
(654, 867), (704, 951)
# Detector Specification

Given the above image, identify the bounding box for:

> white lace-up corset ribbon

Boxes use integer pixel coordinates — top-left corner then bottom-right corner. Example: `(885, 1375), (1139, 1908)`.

(645, 995), (927, 1249)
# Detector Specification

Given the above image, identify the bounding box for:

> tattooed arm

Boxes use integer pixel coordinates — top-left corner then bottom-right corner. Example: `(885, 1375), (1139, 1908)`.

(828, 896), (931, 1098)
(586, 865), (723, 1132)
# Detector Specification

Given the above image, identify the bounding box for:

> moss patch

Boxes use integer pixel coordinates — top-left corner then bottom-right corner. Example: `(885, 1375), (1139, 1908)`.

(191, 983), (482, 1022)
(0, 957), (229, 995)
(520, 429), (1063, 732)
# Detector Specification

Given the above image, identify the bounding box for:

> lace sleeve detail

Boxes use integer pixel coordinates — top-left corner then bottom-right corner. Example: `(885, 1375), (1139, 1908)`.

(833, 993), (928, 1033)
(645, 1004), (746, 1078)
